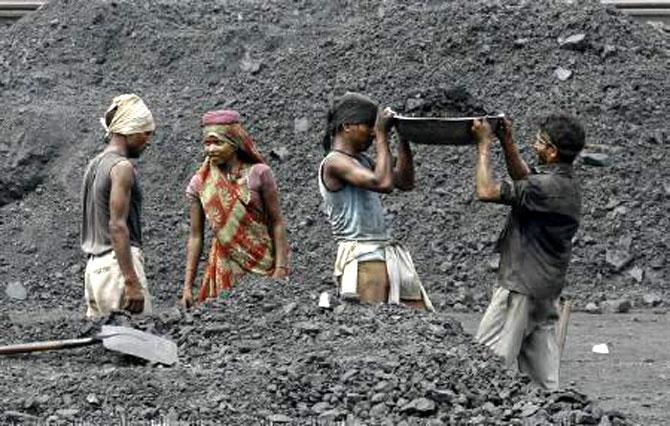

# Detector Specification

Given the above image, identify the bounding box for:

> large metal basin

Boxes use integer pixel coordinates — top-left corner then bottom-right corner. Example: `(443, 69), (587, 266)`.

(395, 114), (505, 145)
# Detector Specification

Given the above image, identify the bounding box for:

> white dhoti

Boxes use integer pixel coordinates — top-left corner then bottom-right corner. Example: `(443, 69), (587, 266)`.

(84, 246), (153, 318)
(332, 240), (434, 312)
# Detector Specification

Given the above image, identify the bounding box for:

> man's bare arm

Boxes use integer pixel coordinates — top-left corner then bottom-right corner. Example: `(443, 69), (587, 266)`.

(497, 118), (530, 180)
(109, 160), (144, 313)
(393, 135), (415, 191)
(326, 108), (395, 193)
(472, 119), (502, 202)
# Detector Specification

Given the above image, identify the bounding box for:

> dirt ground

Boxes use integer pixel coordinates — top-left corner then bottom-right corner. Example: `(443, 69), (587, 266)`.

(1, 0), (669, 424)
(453, 311), (670, 426)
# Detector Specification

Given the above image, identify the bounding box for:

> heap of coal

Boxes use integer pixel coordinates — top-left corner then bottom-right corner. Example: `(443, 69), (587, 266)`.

(1, 0), (668, 315)
(0, 278), (631, 425)
(1, 0), (669, 313)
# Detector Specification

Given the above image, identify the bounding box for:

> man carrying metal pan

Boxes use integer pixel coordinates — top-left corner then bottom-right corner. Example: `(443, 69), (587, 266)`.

(471, 113), (585, 389)
(318, 92), (434, 311)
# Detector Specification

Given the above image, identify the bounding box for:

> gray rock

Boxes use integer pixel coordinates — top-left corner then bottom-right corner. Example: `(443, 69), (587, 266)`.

(601, 299), (631, 313)
(513, 38), (529, 48)
(558, 33), (587, 50)
(294, 117), (310, 133)
(5, 281), (27, 300)
(267, 414), (292, 423)
(4, 411), (38, 421)
(270, 146), (290, 162)
(371, 393), (387, 403)
(521, 403), (540, 417)
(581, 152), (610, 167)
(282, 302), (297, 314)
(342, 369), (358, 382)
(318, 408), (347, 420)
(605, 249), (633, 272)
(405, 97), (425, 111)
(488, 257), (500, 271)
(642, 293), (662, 307)
(294, 321), (321, 333)
(311, 402), (331, 414)
(429, 388), (456, 403)
(240, 52), (262, 74)
(584, 302), (602, 314)
(400, 398), (437, 416)
(369, 402), (389, 417)
(86, 393), (100, 405)
(554, 67), (572, 81)
(628, 266), (644, 283)
(601, 44), (617, 58)
(56, 409), (79, 418)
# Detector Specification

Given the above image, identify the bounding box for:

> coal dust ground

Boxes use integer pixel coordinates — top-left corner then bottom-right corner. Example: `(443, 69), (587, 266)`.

(0, 0), (669, 424)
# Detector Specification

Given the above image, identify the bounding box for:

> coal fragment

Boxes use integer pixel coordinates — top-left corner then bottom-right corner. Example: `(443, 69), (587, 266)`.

(270, 146), (290, 162)
(581, 153), (610, 167)
(400, 398), (437, 416)
(642, 293), (662, 307)
(558, 33), (587, 51)
(605, 249), (633, 272)
(554, 67), (572, 81)
(601, 299), (632, 314)
(267, 414), (292, 423)
(584, 302), (602, 314)
(5, 281), (27, 300)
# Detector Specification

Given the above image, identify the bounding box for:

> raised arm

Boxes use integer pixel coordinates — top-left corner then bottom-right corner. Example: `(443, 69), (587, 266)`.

(108, 160), (144, 313)
(496, 118), (530, 180)
(181, 197), (205, 308)
(393, 133), (415, 191)
(472, 119), (502, 202)
(325, 108), (395, 193)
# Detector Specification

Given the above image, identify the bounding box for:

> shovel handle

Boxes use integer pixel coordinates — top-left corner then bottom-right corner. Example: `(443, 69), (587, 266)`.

(0, 337), (99, 355)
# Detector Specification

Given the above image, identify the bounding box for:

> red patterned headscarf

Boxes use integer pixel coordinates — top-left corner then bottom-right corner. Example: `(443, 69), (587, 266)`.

(201, 110), (266, 164)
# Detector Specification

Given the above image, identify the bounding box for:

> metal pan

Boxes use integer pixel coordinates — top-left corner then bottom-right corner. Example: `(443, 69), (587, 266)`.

(395, 113), (505, 145)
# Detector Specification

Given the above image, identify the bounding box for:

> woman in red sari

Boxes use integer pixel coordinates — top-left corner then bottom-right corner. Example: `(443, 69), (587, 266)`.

(181, 110), (290, 307)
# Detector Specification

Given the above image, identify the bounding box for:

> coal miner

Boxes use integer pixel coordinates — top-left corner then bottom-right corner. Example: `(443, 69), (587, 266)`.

(318, 92), (434, 311)
(471, 114), (585, 389)
(81, 94), (155, 318)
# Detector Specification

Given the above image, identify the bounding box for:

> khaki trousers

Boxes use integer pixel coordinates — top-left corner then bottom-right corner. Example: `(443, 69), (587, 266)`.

(475, 287), (559, 390)
(84, 247), (152, 318)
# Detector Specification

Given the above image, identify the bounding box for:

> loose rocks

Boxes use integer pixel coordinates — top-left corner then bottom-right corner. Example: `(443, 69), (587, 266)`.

(0, 278), (634, 424)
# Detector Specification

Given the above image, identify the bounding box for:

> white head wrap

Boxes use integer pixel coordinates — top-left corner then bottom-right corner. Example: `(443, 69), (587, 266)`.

(100, 94), (155, 137)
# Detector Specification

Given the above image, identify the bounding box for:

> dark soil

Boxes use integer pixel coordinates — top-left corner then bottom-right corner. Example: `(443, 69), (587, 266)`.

(0, 278), (633, 425)
(0, 0), (668, 315)
(0, 0), (668, 423)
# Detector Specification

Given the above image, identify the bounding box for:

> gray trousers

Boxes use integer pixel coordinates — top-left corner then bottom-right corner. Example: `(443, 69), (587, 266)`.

(475, 287), (560, 390)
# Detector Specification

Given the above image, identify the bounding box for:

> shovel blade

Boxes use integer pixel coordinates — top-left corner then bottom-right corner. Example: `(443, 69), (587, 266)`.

(99, 325), (178, 366)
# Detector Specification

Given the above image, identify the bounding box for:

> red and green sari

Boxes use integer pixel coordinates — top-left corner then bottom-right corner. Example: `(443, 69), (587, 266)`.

(196, 122), (275, 303)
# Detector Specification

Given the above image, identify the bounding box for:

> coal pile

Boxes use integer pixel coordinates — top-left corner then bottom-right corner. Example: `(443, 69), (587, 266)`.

(1, 0), (669, 315)
(0, 1), (669, 314)
(0, 278), (632, 425)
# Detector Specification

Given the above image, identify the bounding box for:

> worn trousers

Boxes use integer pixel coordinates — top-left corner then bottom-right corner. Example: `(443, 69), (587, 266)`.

(84, 247), (153, 318)
(475, 287), (560, 390)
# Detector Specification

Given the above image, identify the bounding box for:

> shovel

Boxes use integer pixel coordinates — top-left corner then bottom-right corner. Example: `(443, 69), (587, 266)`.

(0, 325), (178, 365)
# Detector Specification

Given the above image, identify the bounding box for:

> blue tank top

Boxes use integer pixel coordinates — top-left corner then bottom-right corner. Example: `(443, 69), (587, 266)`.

(318, 152), (390, 242)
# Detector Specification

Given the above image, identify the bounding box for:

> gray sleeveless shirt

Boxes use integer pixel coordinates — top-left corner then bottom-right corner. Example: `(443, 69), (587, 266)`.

(318, 152), (390, 242)
(81, 151), (143, 255)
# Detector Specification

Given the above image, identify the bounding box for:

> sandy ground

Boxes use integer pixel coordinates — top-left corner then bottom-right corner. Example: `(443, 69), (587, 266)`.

(451, 311), (670, 426)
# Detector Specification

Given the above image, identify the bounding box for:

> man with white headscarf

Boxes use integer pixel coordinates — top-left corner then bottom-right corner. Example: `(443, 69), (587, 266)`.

(81, 94), (155, 318)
